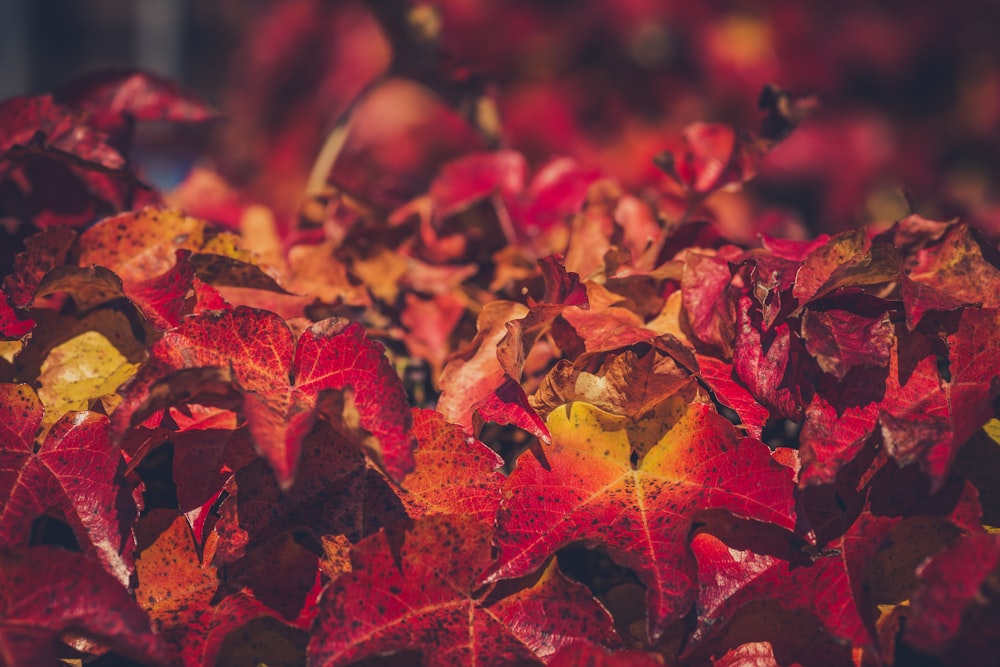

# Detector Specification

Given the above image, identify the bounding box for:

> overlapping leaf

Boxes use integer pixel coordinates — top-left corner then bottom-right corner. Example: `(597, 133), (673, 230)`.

(309, 514), (619, 667)
(0, 384), (137, 585)
(112, 307), (416, 488)
(134, 511), (314, 667)
(0, 546), (167, 666)
(691, 460), (983, 659)
(484, 400), (797, 640)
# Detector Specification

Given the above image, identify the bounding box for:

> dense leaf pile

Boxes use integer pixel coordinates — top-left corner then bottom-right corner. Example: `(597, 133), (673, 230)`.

(3, 3), (1000, 667)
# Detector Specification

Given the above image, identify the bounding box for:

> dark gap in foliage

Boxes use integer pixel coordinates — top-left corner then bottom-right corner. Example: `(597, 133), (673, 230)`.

(762, 418), (801, 449)
(557, 543), (644, 597)
(135, 441), (178, 512)
(29, 513), (80, 551)
(479, 421), (536, 473)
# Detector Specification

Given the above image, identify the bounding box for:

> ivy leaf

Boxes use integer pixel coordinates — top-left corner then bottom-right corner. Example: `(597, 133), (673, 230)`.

(0, 94), (123, 170)
(0, 546), (167, 666)
(901, 224), (1000, 328)
(800, 308), (893, 381)
(691, 463), (982, 655)
(55, 69), (221, 132)
(3, 227), (76, 309)
(397, 408), (506, 524)
(681, 250), (737, 357)
(548, 642), (664, 667)
(210, 420), (404, 566)
(484, 400), (797, 641)
(0, 383), (137, 585)
(654, 123), (762, 196)
(308, 514), (619, 667)
(903, 531), (1000, 657)
(112, 307), (416, 488)
(791, 229), (899, 307)
(135, 511), (312, 667)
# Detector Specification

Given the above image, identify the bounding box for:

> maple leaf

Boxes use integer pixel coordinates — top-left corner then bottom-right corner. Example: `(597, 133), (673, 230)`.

(308, 514), (620, 667)
(112, 307), (416, 488)
(0, 545), (168, 666)
(0, 383), (137, 586)
(484, 400), (797, 640)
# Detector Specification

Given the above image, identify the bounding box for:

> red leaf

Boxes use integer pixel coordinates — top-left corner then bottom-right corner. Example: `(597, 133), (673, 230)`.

(395, 408), (505, 524)
(655, 123), (762, 196)
(428, 150), (527, 221)
(3, 227), (76, 309)
(308, 514), (619, 667)
(695, 355), (769, 439)
(799, 377), (881, 487)
(549, 642), (664, 667)
(0, 295), (33, 340)
(0, 384), (137, 585)
(210, 420), (403, 565)
(800, 308), (893, 380)
(901, 223), (1000, 328)
(484, 400), (796, 641)
(166, 405), (256, 540)
(712, 642), (787, 667)
(135, 511), (311, 667)
(733, 296), (804, 421)
(113, 307), (415, 488)
(0, 94), (123, 170)
(693, 463), (982, 655)
(0, 546), (167, 666)
(877, 328), (956, 489)
(682, 251), (737, 357)
(903, 532), (1000, 655)
(791, 229), (899, 307)
(437, 300), (529, 432)
(473, 376), (552, 445)
(55, 69), (221, 132)
(124, 249), (197, 330)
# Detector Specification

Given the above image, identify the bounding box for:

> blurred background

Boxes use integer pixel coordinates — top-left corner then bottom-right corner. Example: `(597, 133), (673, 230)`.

(5, 0), (1000, 238)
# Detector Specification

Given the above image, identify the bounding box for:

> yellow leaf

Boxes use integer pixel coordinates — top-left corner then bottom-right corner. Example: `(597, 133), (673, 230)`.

(37, 330), (140, 436)
(984, 418), (1000, 445)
